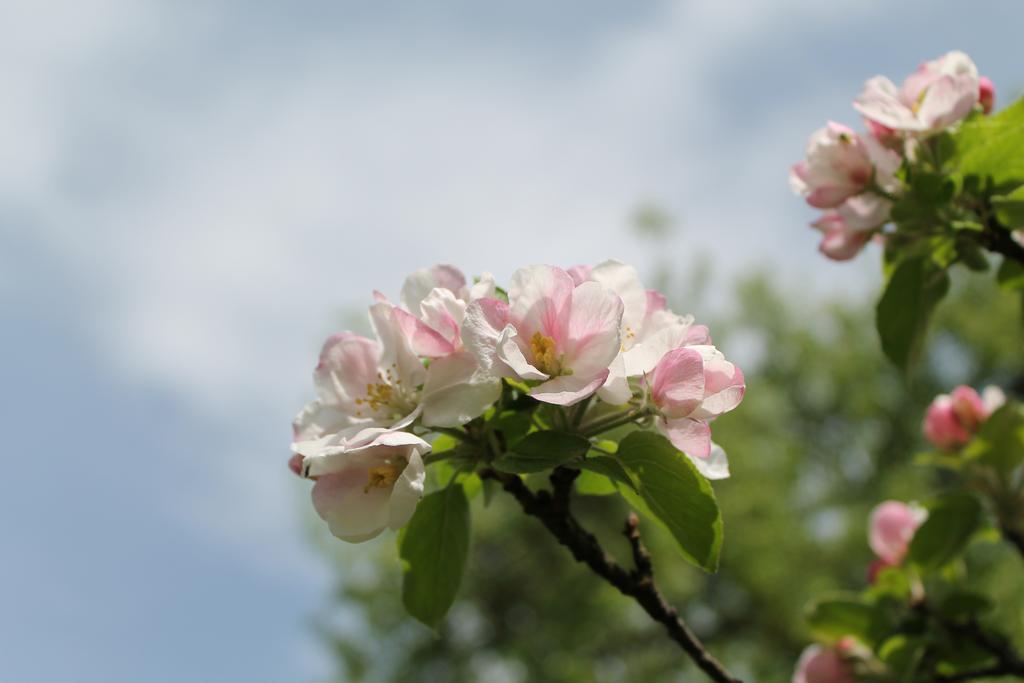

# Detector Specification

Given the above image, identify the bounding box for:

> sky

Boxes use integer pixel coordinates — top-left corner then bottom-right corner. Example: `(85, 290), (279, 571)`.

(2, 1), (1022, 681)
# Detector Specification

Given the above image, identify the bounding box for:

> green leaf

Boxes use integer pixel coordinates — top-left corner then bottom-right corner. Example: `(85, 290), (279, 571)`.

(952, 97), (1024, 190)
(908, 493), (983, 571)
(399, 484), (471, 628)
(962, 401), (1024, 475)
(876, 255), (950, 370)
(492, 431), (591, 473)
(992, 185), (1024, 228)
(805, 596), (888, 646)
(997, 258), (1024, 292)
(937, 590), (994, 619)
(616, 431), (723, 571)
(574, 469), (618, 495)
(576, 455), (638, 493)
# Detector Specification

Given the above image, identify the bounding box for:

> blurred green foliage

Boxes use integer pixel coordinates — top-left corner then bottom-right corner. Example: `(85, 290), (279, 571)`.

(307, 253), (1023, 683)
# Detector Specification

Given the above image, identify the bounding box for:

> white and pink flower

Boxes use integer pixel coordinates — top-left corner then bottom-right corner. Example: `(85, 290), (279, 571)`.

(854, 50), (981, 135)
(292, 427), (427, 543)
(868, 500), (927, 567)
(646, 345), (745, 479)
(811, 194), (892, 261)
(463, 264), (624, 406)
(923, 385), (1006, 451)
(790, 122), (900, 210)
(567, 260), (708, 405)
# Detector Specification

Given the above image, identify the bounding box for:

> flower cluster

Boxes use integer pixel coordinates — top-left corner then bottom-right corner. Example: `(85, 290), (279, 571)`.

(289, 262), (745, 542)
(790, 50), (995, 260)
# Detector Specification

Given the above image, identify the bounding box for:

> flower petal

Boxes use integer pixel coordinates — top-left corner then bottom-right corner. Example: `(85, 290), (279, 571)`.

(421, 351), (501, 427)
(530, 371), (609, 406)
(659, 417), (711, 460)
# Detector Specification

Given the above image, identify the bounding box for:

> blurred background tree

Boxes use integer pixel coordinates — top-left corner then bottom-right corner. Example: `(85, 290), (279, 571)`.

(304, 216), (1024, 683)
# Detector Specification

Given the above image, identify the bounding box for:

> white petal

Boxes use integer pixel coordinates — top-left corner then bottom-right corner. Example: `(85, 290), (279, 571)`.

(421, 351), (501, 427)
(388, 450), (426, 530)
(689, 442), (730, 480)
(589, 260), (647, 337)
(496, 325), (549, 381)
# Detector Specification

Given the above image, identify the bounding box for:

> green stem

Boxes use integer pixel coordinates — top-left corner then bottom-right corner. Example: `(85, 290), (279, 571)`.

(582, 408), (650, 438)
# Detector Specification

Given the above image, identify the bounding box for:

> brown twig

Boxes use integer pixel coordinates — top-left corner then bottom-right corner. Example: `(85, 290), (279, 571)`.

(479, 466), (742, 683)
(976, 207), (1024, 265)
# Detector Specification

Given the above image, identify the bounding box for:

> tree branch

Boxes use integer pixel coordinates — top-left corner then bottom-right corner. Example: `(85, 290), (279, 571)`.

(479, 466), (742, 683)
(922, 604), (1024, 682)
(1000, 523), (1024, 559)
(977, 210), (1024, 265)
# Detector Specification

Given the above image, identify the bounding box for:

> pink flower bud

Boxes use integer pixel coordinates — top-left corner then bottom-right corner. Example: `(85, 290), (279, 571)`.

(793, 645), (854, 683)
(288, 453), (304, 477)
(978, 76), (995, 114)
(922, 385), (1004, 450)
(869, 500), (926, 565)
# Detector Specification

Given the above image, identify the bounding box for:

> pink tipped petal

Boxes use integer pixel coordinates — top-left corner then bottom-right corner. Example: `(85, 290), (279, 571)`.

(288, 453), (304, 476)
(566, 264), (592, 286)
(660, 417), (712, 460)
(530, 371), (609, 406)
(391, 306), (456, 358)
(462, 297), (511, 376)
(400, 264), (467, 312)
(508, 265), (574, 343)
(854, 76), (924, 131)
(806, 185), (856, 210)
(564, 280), (624, 377)
(819, 227), (871, 261)
(419, 288), (465, 346)
(916, 75), (977, 130)
(314, 333), (382, 405)
(311, 467), (392, 543)
(650, 347), (706, 418)
(695, 360), (745, 418)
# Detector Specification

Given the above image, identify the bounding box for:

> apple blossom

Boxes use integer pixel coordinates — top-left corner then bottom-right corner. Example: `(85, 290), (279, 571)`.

(811, 194), (892, 261)
(868, 500), (927, 566)
(646, 345), (745, 479)
(854, 50), (980, 135)
(292, 427), (427, 543)
(790, 122), (901, 210)
(387, 264), (495, 359)
(922, 385), (1006, 451)
(792, 644), (854, 683)
(569, 260), (708, 404)
(463, 264), (624, 405)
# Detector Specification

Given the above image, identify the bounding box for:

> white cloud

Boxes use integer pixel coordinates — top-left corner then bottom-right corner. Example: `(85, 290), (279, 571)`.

(2, 0), (886, 585)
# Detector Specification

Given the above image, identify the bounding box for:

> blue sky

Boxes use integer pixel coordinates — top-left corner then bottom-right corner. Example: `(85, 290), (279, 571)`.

(2, 1), (1022, 680)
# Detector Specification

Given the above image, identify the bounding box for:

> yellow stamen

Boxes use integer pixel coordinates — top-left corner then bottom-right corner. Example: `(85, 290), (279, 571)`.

(363, 463), (403, 493)
(530, 331), (562, 376)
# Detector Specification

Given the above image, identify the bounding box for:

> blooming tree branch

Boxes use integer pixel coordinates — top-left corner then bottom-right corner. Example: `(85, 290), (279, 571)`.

(479, 466), (742, 683)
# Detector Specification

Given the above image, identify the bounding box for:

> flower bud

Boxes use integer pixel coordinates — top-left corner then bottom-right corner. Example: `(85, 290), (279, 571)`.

(792, 645), (854, 683)
(869, 500), (926, 565)
(923, 385), (1005, 451)
(978, 76), (995, 114)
